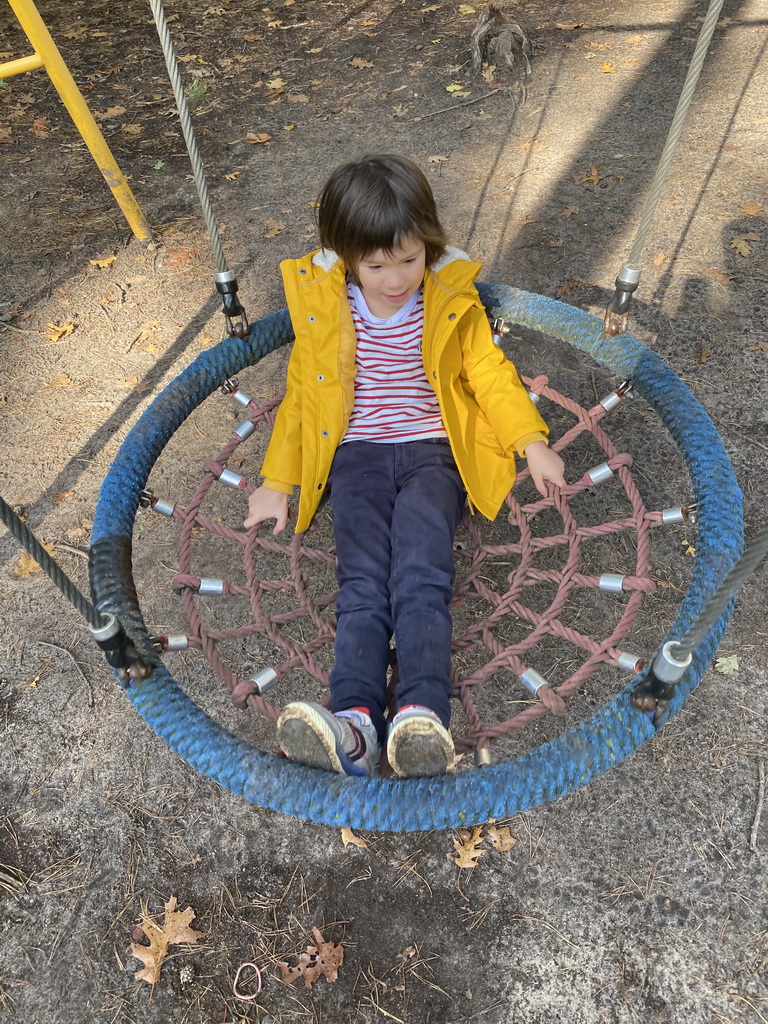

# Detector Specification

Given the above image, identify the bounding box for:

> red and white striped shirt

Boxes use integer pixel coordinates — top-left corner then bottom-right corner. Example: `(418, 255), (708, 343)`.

(342, 284), (448, 444)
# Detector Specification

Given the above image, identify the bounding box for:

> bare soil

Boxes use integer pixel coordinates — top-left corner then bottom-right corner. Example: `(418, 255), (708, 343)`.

(1, 1), (767, 1022)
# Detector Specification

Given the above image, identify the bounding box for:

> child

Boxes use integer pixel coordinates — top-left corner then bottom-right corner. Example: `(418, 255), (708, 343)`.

(244, 154), (566, 778)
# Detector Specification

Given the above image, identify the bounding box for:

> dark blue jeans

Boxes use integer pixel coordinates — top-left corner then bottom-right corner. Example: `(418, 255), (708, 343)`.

(328, 439), (465, 740)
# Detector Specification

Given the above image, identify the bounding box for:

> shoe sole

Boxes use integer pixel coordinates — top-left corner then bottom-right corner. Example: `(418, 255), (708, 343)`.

(277, 704), (344, 774)
(387, 718), (455, 778)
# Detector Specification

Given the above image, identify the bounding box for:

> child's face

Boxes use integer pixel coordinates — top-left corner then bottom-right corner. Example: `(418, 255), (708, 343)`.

(355, 235), (426, 319)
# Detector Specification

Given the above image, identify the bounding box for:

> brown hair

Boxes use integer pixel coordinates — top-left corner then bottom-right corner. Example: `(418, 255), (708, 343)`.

(317, 154), (447, 281)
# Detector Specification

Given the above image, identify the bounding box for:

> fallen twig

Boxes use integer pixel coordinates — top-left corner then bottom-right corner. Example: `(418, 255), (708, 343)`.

(750, 758), (765, 852)
(38, 641), (95, 707)
(415, 89), (504, 121)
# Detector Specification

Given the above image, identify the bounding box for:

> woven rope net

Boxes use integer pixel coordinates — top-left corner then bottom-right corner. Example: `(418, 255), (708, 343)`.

(142, 366), (695, 766)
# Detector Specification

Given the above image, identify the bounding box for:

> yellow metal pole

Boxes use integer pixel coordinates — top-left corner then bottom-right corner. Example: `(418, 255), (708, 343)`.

(0, 53), (44, 77)
(5, 0), (152, 240)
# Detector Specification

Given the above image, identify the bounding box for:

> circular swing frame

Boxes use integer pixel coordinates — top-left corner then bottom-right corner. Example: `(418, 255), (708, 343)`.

(89, 284), (743, 831)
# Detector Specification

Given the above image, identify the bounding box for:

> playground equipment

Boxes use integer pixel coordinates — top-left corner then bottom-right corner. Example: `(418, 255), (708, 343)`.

(2, 0), (150, 239)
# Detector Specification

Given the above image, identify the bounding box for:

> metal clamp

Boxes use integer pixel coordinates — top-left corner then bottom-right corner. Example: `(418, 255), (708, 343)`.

(90, 612), (153, 685)
(215, 271), (250, 339)
(602, 265), (641, 337)
(631, 640), (692, 712)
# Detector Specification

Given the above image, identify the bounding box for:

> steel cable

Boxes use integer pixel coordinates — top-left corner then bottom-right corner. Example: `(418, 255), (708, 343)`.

(625, 0), (725, 269)
(0, 495), (105, 629)
(148, 0), (228, 274)
(674, 523), (768, 660)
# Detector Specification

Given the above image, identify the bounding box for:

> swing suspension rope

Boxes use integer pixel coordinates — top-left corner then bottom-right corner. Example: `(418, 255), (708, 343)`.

(603, 0), (726, 333)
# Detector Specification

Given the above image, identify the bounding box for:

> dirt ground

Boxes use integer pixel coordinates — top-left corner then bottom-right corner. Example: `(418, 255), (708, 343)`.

(1, 0), (767, 1021)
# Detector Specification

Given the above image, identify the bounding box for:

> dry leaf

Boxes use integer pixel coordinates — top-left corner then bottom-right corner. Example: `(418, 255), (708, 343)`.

(52, 490), (74, 505)
(266, 76), (286, 90)
(682, 539), (696, 557)
(94, 105), (127, 120)
(421, 3), (441, 10)
(44, 374), (75, 388)
(704, 267), (733, 285)
(165, 247), (195, 265)
(131, 896), (204, 985)
(14, 542), (56, 578)
(698, 343), (710, 364)
(45, 321), (76, 341)
(746, 341), (768, 352)
(729, 237), (752, 257)
(225, 170), (242, 180)
(729, 233), (758, 257)
(246, 131), (271, 145)
(340, 827), (368, 849)
(121, 123), (143, 135)
(559, 204), (579, 218)
(452, 825), (485, 869)
(283, 124), (296, 131)
(458, 4), (476, 13)
(740, 201), (763, 217)
(652, 251), (667, 267)
(289, 93), (309, 103)
(264, 218), (286, 238)
(89, 253), (117, 268)
(267, 19), (284, 29)
(487, 824), (517, 853)
(279, 927), (344, 988)
(714, 655), (740, 675)
(600, 61), (617, 73)
(427, 155), (448, 164)
(350, 57), (374, 69)
(481, 63), (496, 84)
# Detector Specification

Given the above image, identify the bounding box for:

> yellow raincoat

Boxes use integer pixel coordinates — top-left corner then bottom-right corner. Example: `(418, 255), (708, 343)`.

(261, 246), (549, 533)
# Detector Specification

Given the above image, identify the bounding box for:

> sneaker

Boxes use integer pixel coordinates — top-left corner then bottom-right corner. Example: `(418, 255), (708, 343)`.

(277, 702), (380, 777)
(387, 706), (455, 778)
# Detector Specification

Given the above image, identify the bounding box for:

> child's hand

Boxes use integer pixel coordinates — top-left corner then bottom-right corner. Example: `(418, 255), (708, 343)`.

(244, 486), (290, 534)
(524, 441), (566, 497)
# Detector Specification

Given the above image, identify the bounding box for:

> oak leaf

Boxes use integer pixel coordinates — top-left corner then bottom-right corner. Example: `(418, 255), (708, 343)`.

(14, 543), (56, 578)
(45, 321), (76, 341)
(715, 655), (739, 675)
(350, 57), (374, 69)
(452, 825), (485, 868)
(263, 218), (286, 238)
(89, 253), (117, 268)
(246, 131), (271, 145)
(729, 233), (758, 257)
(131, 897), (203, 985)
(340, 827), (368, 849)
(559, 204), (579, 218)
(600, 61), (617, 73)
(487, 824), (516, 853)
(458, 4), (476, 13)
(740, 201), (763, 217)
(279, 927), (344, 988)
(94, 106), (127, 120)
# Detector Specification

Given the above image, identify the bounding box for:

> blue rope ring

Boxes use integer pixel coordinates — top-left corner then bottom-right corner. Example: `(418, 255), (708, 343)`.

(89, 285), (743, 831)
